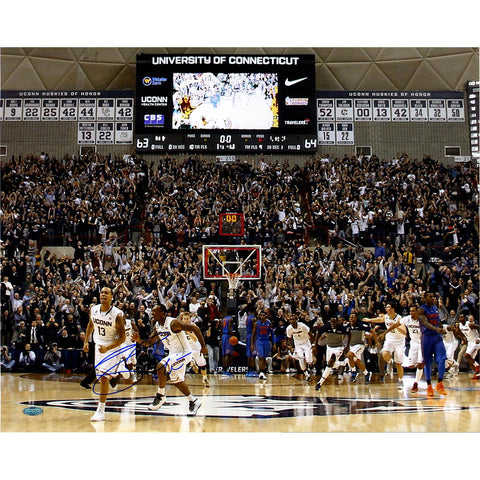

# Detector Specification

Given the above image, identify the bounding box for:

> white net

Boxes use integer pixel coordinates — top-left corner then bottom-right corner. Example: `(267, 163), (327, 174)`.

(226, 273), (241, 296)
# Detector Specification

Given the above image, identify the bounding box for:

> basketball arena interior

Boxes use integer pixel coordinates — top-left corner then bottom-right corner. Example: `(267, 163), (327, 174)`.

(1, 43), (479, 475)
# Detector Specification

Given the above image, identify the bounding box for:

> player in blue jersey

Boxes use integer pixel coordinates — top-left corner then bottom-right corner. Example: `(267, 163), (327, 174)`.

(251, 311), (273, 380)
(418, 292), (448, 397)
(221, 315), (234, 377)
(245, 314), (258, 377)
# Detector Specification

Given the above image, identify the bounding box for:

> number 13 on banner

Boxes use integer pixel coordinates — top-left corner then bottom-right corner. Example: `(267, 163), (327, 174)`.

(78, 122), (96, 144)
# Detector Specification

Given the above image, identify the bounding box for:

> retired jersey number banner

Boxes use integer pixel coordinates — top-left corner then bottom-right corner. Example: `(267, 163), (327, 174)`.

(0, 91), (134, 145)
(317, 90), (466, 146)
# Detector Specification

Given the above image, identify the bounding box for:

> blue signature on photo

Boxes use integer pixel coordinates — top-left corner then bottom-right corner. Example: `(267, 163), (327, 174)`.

(90, 333), (191, 396)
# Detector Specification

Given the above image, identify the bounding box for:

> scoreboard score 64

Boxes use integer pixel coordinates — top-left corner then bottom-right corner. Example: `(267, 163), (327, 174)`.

(135, 54), (317, 153)
(135, 132), (317, 153)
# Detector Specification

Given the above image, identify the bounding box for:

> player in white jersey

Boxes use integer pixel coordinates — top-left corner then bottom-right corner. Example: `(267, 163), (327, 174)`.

(286, 313), (314, 381)
(365, 303), (407, 389)
(401, 306), (424, 392)
(180, 312), (209, 387)
(83, 287), (126, 422)
(344, 313), (372, 384)
(378, 306), (423, 392)
(456, 312), (480, 379)
(442, 319), (464, 378)
(117, 315), (140, 381)
(143, 304), (207, 415)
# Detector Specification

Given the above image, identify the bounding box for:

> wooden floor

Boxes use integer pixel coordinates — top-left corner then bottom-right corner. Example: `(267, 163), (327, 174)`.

(2, 370), (480, 433)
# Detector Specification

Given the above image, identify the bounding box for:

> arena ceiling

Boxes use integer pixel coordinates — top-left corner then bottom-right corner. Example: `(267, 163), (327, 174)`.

(1, 47), (478, 92)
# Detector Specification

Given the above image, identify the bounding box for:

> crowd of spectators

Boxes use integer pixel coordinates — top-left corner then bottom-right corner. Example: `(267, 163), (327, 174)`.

(0, 151), (478, 374)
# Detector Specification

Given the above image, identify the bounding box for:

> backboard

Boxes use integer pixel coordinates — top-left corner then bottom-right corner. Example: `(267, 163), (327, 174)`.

(202, 245), (262, 280)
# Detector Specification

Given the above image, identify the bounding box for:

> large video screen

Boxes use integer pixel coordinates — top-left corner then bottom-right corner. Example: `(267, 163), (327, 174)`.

(135, 54), (317, 153)
(172, 72), (278, 130)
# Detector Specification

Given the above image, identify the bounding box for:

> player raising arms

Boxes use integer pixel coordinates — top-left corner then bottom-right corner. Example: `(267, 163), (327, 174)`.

(83, 287), (126, 422)
(418, 292), (448, 397)
(145, 304), (207, 416)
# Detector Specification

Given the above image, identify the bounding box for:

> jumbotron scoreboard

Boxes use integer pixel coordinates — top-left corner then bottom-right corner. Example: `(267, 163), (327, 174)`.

(134, 54), (317, 153)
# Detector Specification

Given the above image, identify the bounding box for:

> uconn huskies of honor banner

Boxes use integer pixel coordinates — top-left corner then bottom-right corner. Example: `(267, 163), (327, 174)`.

(0, 91), (134, 146)
(318, 90), (465, 123)
(317, 90), (466, 145)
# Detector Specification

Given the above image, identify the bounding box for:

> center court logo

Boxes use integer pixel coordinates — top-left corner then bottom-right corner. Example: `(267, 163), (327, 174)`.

(20, 395), (475, 419)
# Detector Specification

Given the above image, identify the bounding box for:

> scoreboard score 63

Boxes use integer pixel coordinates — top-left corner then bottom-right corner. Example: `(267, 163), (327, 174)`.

(135, 132), (317, 153)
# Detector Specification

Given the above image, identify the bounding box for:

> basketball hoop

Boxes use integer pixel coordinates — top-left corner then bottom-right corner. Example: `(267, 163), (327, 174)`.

(226, 272), (241, 297)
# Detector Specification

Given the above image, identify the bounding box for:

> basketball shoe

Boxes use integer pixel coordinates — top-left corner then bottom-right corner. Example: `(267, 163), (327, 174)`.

(386, 361), (394, 377)
(148, 393), (166, 410)
(427, 385), (434, 397)
(436, 382), (447, 395)
(91, 409), (105, 422)
(189, 398), (202, 416)
(190, 362), (199, 374)
(109, 375), (120, 389)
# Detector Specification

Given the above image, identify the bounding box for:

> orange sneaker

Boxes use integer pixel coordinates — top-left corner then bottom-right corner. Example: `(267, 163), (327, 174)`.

(427, 385), (434, 397)
(436, 382), (447, 395)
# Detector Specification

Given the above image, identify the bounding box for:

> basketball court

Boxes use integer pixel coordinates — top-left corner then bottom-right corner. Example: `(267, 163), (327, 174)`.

(2, 371), (479, 433)
(3, 232), (478, 434)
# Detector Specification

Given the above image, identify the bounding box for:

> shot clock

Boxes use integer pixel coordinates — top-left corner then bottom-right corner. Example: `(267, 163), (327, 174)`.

(219, 213), (244, 236)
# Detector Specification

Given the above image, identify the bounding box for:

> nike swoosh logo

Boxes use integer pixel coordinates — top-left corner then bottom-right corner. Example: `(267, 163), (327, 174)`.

(285, 77), (308, 87)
